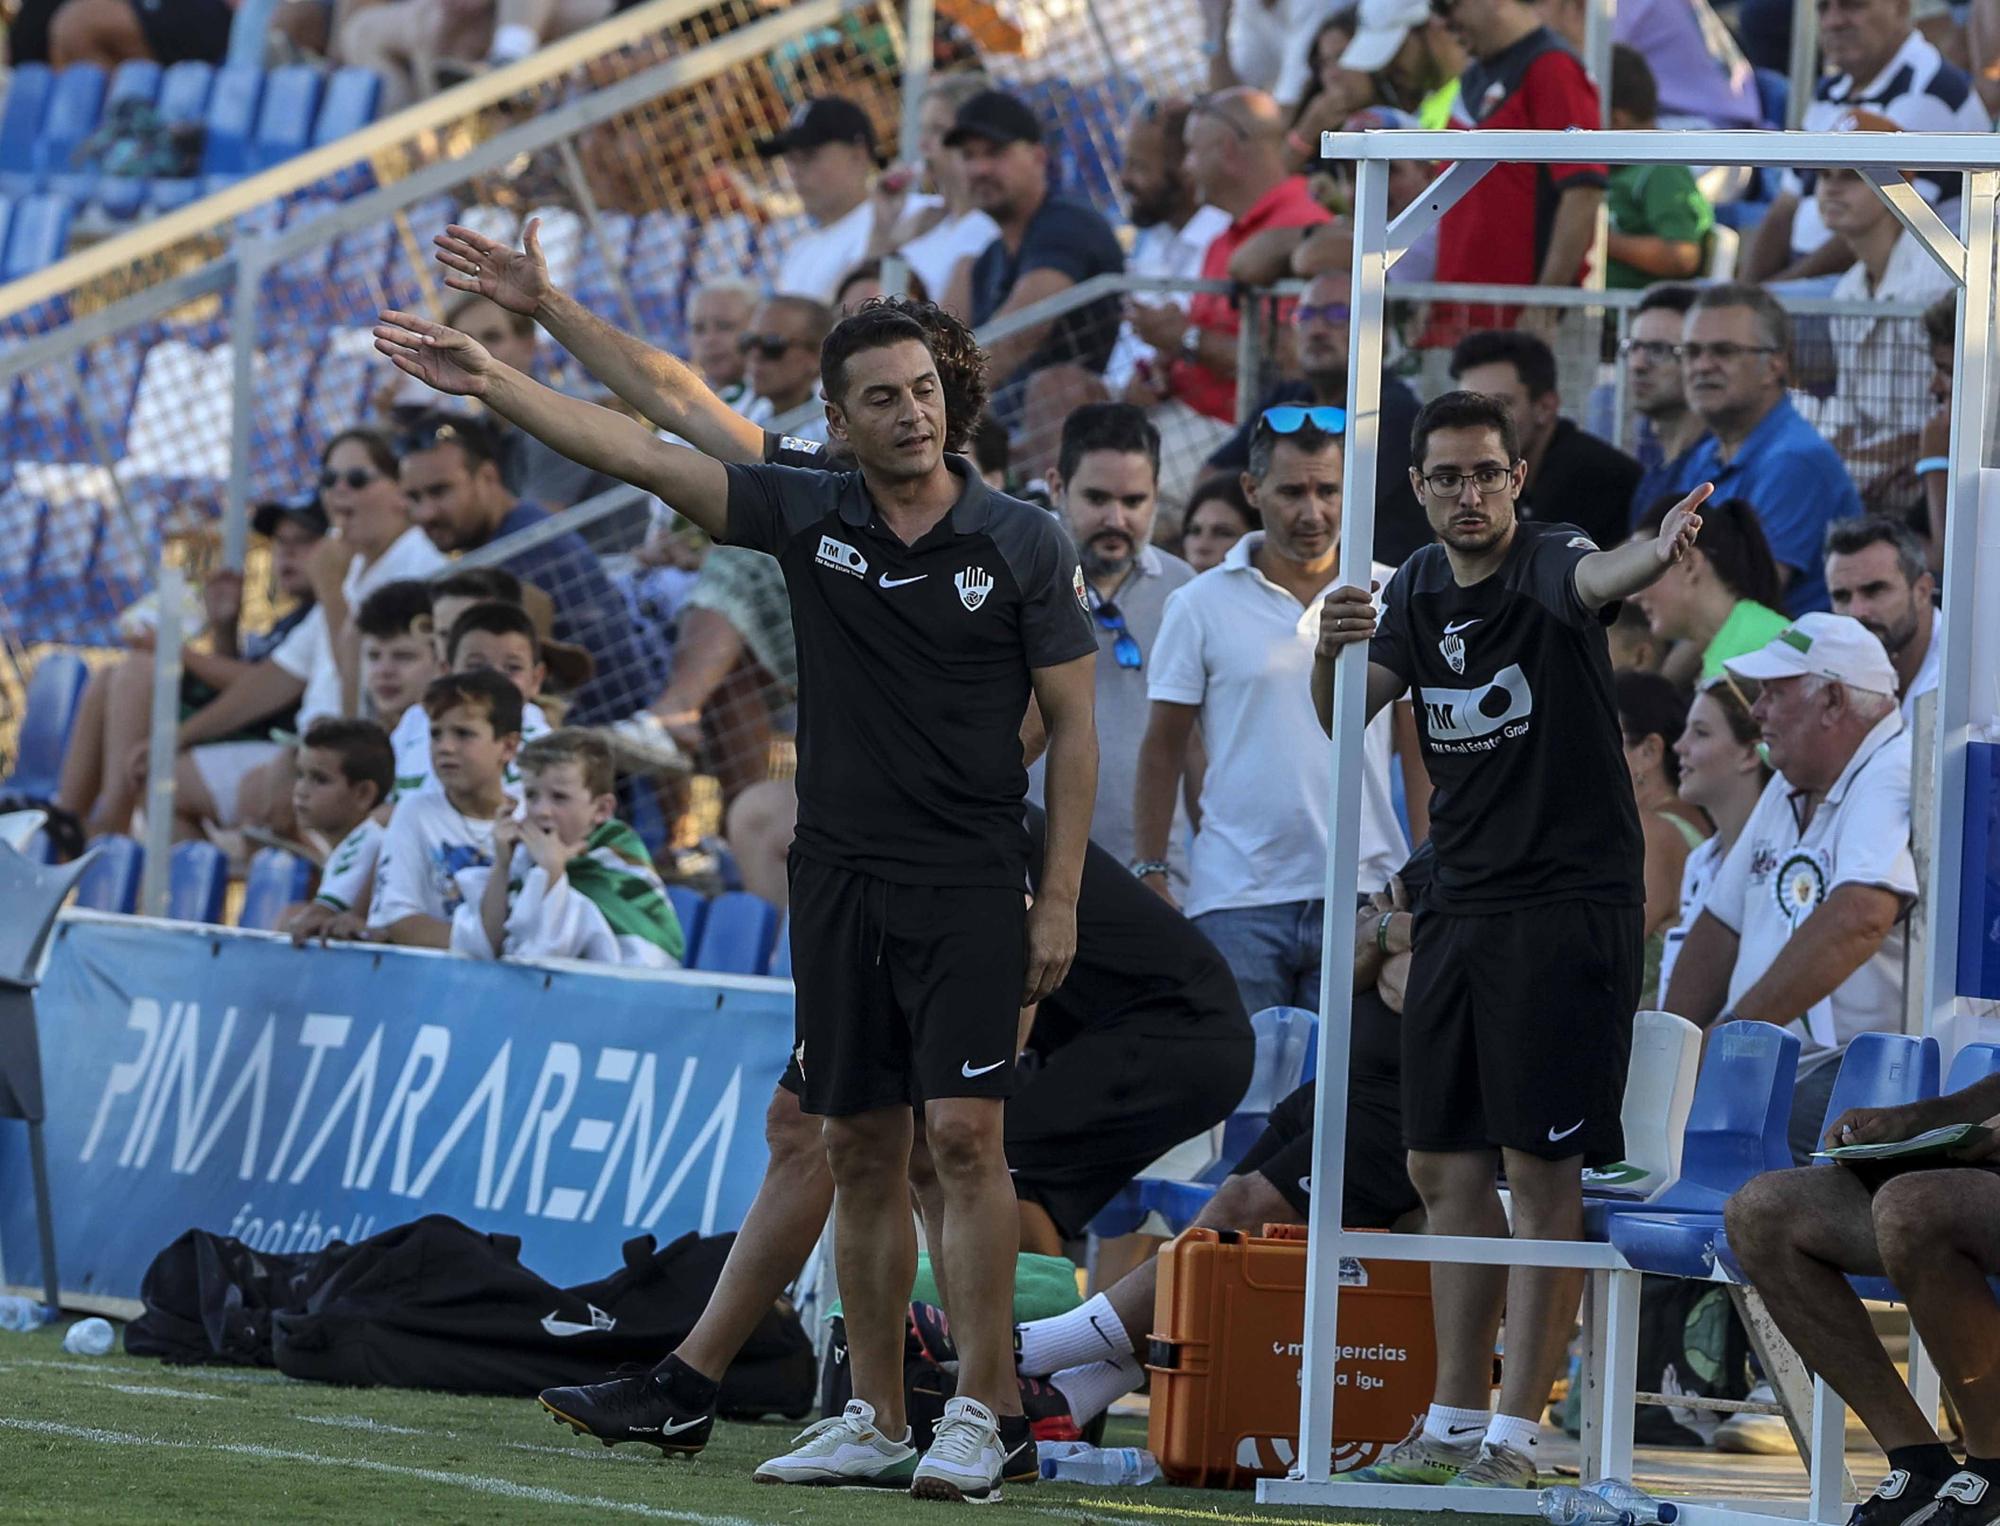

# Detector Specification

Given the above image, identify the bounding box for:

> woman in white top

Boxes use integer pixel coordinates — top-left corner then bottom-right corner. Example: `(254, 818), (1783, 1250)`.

(867, 72), (1000, 300)
(1658, 674), (1772, 1000)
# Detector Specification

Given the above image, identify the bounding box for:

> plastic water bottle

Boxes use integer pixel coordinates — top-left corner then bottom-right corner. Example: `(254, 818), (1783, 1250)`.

(1590, 1478), (1679, 1523)
(1539, 1484), (1635, 1526)
(0, 1297), (51, 1332)
(61, 1317), (114, 1356)
(1038, 1442), (1160, 1485)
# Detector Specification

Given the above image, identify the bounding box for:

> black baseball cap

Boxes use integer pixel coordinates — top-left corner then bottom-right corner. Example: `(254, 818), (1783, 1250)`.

(251, 492), (329, 538)
(942, 89), (1044, 149)
(755, 97), (879, 160)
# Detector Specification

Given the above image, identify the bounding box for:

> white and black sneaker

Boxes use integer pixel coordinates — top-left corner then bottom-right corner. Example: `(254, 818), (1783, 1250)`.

(753, 1400), (919, 1488)
(912, 1395), (1005, 1503)
(1910, 1472), (2000, 1526)
(1851, 1470), (1959, 1526)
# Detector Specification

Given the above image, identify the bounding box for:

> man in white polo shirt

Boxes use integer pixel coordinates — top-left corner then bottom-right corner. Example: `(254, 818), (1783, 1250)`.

(1663, 612), (1917, 1162)
(1133, 407), (1409, 1015)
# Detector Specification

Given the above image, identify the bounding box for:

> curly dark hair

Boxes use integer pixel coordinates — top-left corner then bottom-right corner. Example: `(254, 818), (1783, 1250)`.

(848, 294), (988, 453)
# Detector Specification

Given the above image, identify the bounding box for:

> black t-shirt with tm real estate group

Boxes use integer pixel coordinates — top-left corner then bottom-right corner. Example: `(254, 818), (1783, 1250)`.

(1369, 520), (1642, 912)
(724, 452), (1095, 890)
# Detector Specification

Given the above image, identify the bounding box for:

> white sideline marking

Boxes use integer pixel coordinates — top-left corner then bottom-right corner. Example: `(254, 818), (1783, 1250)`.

(0, 1358), (289, 1383)
(505, 1439), (651, 1463)
(298, 1414), (423, 1435)
(96, 1384), (226, 1401)
(0, 1419), (759, 1523)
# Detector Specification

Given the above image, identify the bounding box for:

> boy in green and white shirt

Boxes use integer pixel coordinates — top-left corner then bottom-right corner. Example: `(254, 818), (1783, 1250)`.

(282, 718), (395, 945)
(1605, 47), (1713, 290)
(452, 729), (684, 968)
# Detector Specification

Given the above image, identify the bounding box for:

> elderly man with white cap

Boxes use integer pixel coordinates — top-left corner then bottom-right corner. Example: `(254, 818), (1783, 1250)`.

(1663, 611), (1917, 1165)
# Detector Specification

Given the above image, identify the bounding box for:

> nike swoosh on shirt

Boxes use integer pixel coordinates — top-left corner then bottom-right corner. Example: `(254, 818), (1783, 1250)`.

(879, 573), (928, 588)
(961, 1059), (1008, 1078)
(1443, 618), (1482, 636)
(540, 1312), (599, 1337)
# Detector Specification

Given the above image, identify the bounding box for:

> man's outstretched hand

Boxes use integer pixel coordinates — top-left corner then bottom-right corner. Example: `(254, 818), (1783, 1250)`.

(374, 311), (495, 397)
(1653, 481), (1712, 565)
(435, 218), (550, 317)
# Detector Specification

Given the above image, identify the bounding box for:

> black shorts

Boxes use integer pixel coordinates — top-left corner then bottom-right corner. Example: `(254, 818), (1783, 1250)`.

(1401, 898), (1641, 1166)
(781, 854), (1025, 1117)
(1006, 1022), (1252, 1240)
(1230, 1079), (1419, 1229)
(134, 0), (233, 64)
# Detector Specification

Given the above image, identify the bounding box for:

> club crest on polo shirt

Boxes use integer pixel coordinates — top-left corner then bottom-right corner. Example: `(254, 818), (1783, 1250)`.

(816, 535), (868, 579)
(1072, 565), (1088, 614)
(956, 566), (994, 611)
(1775, 850), (1830, 925)
(1438, 617), (1480, 676)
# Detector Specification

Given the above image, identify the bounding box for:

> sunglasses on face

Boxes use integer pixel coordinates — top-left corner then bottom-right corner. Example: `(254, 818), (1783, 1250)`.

(740, 333), (810, 359)
(1262, 404), (1349, 433)
(1094, 599), (1143, 670)
(320, 466), (380, 491)
(1292, 303), (1351, 327)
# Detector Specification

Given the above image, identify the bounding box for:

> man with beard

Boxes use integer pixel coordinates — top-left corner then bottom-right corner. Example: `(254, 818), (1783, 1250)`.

(1103, 99), (1229, 399)
(1135, 411), (1409, 1011)
(1204, 271), (1426, 565)
(1825, 515), (1939, 728)
(1623, 284), (1707, 527)
(1030, 404), (1196, 896)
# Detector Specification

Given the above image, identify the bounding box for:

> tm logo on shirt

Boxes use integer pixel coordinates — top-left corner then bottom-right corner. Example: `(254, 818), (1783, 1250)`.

(1417, 663), (1534, 753)
(816, 535), (868, 579)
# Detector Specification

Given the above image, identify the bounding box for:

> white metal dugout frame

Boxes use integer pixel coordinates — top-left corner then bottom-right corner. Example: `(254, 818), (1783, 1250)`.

(1268, 129), (2000, 1524)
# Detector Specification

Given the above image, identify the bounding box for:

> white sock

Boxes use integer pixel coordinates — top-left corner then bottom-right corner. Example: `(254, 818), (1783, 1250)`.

(488, 23), (537, 62)
(1422, 1402), (1490, 1446)
(1485, 1412), (1542, 1455)
(1049, 1352), (1145, 1425)
(1015, 1293), (1132, 1376)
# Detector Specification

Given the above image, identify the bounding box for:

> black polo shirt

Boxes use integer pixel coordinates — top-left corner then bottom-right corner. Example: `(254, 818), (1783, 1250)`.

(724, 454), (1095, 888)
(1519, 418), (1643, 550)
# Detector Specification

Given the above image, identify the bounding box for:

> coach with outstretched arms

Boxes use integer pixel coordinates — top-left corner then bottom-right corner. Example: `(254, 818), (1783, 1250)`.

(376, 299), (1099, 1507)
(1314, 389), (1706, 1489)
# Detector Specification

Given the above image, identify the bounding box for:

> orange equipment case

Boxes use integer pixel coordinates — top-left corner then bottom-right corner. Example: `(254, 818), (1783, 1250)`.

(1145, 1224), (1437, 1488)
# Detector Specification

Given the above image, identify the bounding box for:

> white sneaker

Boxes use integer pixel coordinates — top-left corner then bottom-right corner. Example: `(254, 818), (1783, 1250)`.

(1714, 1383), (1798, 1454)
(601, 712), (691, 775)
(911, 1395), (1004, 1503)
(752, 1400), (919, 1487)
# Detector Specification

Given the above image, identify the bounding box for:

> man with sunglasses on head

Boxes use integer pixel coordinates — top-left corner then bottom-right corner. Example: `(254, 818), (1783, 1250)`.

(1029, 404), (1197, 897)
(1314, 391), (1707, 1488)
(1205, 270), (1426, 566)
(1671, 281), (1859, 615)
(1135, 409), (1413, 1016)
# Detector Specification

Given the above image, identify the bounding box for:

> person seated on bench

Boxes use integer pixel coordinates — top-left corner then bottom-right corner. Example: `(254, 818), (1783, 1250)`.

(1662, 612), (1916, 1164)
(1727, 1068), (2000, 1526)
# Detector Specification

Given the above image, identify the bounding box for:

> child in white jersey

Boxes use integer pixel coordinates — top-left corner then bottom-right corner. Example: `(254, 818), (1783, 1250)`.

(353, 579), (442, 797)
(389, 600), (554, 799)
(281, 718), (394, 945)
(453, 729), (685, 967)
(370, 669), (522, 947)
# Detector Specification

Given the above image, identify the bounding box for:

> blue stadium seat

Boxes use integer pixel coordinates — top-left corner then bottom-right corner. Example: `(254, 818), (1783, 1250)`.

(114, 61), (213, 215)
(312, 67), (381, 147)
(666, 886), (707, 960)
(1, 651), (88, 801)
(1946, 1041), (2000, 1092)
(768, 911), (792, 978)
(198, 65), (265, 183)
(25, 64), (105, 192)
(74, 835), (143, 913)
(2, 192), (74, 280)
(691, 891), (779, 975)
(238, 847), (312, 930)
(52, 60), (159, 200)
(250, 65), (323, 171)
(1606, 1021), (1799, 1276)
(0, 64), (54, 193)
(107, 58), (165, 109)
(167, 840), (229, 923)
(1090, 1007), (1318, 1239)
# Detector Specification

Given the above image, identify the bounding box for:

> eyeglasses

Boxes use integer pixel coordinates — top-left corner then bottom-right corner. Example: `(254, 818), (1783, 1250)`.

(740, 333), (810, 359)
(1262, 404), (1348, 434)
(1094, 599), (1143, 670)
(1189, 92), (1252, 138)
(1617, 339), (1676, 362)
(1673, 342), (1781, 363)
(1417, 464), (1515, 497)
(1292, 302), (1351, 327)
(319, 466), (380, 491)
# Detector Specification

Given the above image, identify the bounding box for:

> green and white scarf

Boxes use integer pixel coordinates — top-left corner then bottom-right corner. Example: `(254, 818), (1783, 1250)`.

(560, 820), (685, 962)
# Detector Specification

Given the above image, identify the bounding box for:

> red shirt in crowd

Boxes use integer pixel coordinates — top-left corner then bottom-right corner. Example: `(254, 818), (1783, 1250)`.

(1171, 176), (1332, 422)
(1426, 27), (1604, 344)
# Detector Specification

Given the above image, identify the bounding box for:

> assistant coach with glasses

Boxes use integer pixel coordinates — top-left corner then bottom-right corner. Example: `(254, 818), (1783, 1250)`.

(1670, 281), (1857, 616)
(374, 299), (1099, 1506)
(1135, 407), (1415, 1016)
(1314, 389), (1708, 1490)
